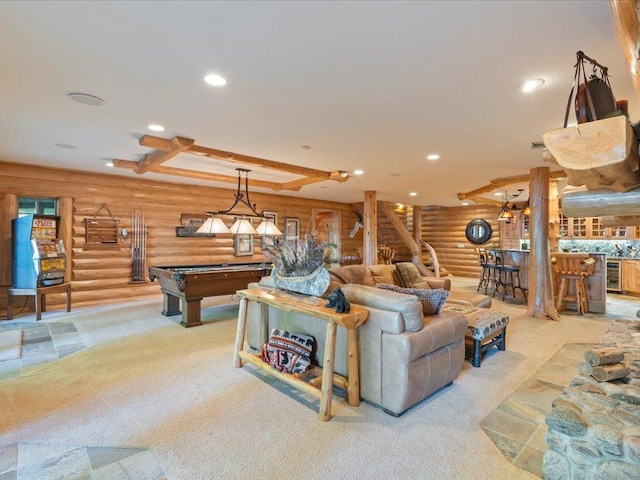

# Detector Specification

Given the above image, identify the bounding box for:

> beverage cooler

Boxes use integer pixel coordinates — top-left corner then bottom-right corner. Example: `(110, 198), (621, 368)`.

(12, 214), (67, 288)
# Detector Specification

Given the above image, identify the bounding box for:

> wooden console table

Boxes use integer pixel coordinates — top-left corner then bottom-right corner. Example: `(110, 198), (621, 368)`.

(7, 282), (71, 320)
(233, 288), (368, 421)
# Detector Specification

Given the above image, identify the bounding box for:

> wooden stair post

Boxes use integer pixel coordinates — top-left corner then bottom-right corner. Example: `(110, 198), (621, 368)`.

(525, 167), (560, 321)
(363, 191), (378, 266)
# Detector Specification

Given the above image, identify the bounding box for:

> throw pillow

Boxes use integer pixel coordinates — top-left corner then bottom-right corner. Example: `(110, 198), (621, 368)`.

(261, 329), (315, 374)
(395, 262), (425, 288)
(377, 283), (449, 315)
(369, 264), (397, 286)
(411, 281), (431, 290)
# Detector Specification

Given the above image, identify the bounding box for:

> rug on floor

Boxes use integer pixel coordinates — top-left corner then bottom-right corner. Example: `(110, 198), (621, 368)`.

(0, 329), (22, 362)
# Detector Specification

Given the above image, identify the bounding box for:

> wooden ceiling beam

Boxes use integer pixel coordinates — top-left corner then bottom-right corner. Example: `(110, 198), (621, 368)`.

(122, 134), (349, 189)
(457, 170), (566, 201)
(151, 166), (292, 190)
(112, 158), (293, 189)
(138, 135), (191, 151)
(187, 144), (334, 179)
(469, 196), (503, 207)
(273, 171), (349, 191)
(135, 136), (194, 174)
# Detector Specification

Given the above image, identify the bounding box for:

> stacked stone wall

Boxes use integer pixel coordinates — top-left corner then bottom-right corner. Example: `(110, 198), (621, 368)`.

(543, 320), (640, 480)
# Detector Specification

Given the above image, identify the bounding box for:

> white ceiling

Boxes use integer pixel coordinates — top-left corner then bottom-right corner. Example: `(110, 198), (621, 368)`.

(0, 1), (636, 206)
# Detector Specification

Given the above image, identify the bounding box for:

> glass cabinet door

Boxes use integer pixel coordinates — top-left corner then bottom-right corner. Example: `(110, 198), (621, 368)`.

(590, 217), (606, 237)
(572, 217), (587, 237)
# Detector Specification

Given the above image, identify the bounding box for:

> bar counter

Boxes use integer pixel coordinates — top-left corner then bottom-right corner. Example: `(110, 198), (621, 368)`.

(492, 250), (606, 314)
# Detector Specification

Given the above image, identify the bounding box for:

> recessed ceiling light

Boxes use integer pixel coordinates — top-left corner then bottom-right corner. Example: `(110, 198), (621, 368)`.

(353, 169), (364, 175)
(148, 124), (165, 132)
(105, 161), (114, 167)
(426, 154), (440, 161)
(409, 192), (417, 197)
(462, 202), (469, 206)
(494, 192), (503, 196)
(204, 74), (227, 86)
(54, 143), (77, 149)
(67, 92), (105, 106)
(521, 78), (545, 92)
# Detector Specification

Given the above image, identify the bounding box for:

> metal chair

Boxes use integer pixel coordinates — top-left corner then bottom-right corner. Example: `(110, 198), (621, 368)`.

(476, 248), (498, 295)
(493, 250), (527, 302)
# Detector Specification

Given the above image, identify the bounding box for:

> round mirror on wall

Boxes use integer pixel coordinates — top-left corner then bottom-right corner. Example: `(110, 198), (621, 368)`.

(465, 219), (492, 245)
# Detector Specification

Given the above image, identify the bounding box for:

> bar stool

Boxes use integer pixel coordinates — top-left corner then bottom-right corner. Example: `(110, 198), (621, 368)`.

(552, 254), (595, 314)
(476, 248), (498, 295)
(493, 250), (527, 302)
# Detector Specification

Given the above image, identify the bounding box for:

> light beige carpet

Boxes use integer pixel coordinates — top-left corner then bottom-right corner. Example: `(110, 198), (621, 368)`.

(0, 283), (638, 480)
(0, 330), (22, 362)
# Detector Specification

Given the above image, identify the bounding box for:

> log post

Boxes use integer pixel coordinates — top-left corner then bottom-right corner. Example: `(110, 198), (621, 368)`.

(363, 191), (377, 266)
(525, 167), (560, 321)
(412, 205), (422, 266)
(548, 181), (560, 253)
(1, 193), (17, 287)
(58, 197), (73, 283)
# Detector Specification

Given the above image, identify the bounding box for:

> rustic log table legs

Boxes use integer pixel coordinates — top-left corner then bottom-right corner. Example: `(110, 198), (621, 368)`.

(233, 288), (368, 421)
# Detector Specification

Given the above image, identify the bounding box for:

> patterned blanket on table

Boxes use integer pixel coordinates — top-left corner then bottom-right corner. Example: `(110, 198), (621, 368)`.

(442, 304), (509, 341)
(262, 329), (315, 374)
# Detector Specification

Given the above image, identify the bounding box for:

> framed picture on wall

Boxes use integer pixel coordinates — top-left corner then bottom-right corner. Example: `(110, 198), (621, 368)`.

(284, 217), (300, 241)
(234, 232), (254, 256)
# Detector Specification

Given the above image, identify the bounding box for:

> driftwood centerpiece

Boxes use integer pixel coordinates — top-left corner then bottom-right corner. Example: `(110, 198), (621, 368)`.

(542, 116), (640, 192)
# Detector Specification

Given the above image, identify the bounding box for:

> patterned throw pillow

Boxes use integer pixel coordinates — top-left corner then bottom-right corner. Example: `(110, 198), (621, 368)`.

(395, 262), (425, 288)
(261, 329), (315, 374)
(377, 283), (449, 315)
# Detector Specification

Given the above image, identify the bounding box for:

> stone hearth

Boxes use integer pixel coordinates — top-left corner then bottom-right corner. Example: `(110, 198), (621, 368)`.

(543, 319), (640, 480)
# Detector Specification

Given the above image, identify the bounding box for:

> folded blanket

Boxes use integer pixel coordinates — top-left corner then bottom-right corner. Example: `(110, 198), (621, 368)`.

(261, 329), (315, 374)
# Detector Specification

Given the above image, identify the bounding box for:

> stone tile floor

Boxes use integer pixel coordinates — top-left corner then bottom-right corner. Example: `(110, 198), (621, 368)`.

(0, 321), (167, 480)
(0, 322), (88, 381)
(0, 444), (166, 480)
(480, 342), (595, 478)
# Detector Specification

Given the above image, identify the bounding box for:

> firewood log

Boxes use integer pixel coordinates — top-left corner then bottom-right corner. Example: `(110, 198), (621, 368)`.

(584, 347), (625, 366)
(591, 363), (630, 382)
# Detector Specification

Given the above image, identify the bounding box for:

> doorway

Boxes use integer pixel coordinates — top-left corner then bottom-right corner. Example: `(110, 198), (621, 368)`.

(312, 209), (341, 267)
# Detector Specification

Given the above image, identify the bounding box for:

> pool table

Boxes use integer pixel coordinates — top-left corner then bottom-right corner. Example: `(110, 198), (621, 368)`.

(148, 262), (272, 327)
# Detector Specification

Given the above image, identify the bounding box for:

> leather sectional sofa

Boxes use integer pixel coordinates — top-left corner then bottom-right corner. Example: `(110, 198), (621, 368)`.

(243, 262), (485, 416)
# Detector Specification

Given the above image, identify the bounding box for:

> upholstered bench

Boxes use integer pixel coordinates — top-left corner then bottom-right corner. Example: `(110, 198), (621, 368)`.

(441, 304), (509, 367)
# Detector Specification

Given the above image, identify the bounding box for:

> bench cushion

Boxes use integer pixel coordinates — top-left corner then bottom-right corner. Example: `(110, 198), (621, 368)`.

(441, 304), (508, 341)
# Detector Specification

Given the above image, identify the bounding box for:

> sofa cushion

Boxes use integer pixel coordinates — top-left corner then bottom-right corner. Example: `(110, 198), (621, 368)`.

(447, 292), (492, 308)
(411, 281), (432, 290)
(383, 310), (468, 362)
(341, 284), (424, 332)
(368, 264), (399, 285)
(329, 265), (375, 287)
(377, 284), (449, 315)
(395, 262), (425, 288)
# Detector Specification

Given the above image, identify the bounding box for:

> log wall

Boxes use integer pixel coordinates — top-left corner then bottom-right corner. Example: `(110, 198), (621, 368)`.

(0, 161), (361, 312)
(421, 205), (501, 278)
